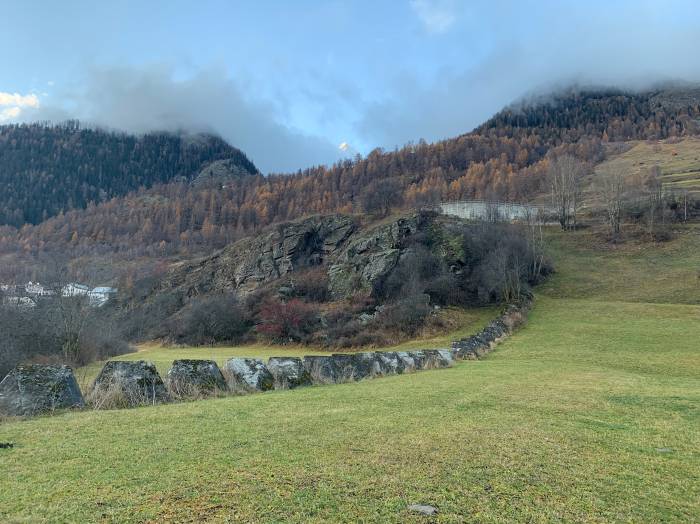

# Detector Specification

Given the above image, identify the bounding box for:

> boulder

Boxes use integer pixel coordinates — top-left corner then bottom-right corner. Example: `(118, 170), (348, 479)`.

(167, 359), (227, 396)
(267, 357), (311, 389)
(0, 365), (84, 416)
(224, 358), (273, 393)
(89, 360), (169, 408)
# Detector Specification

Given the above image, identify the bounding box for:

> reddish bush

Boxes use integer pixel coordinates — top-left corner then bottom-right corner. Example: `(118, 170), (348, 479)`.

(256, 299), (319, 343)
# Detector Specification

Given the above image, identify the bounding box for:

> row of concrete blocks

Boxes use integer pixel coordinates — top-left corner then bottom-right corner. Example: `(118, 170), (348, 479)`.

(0, 350), (455, 416)
(0, 301), (532, 417)
(451, 301), (531, 359)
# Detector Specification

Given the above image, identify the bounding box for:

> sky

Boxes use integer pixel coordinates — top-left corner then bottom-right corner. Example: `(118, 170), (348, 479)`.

(1, 0), (700, 173)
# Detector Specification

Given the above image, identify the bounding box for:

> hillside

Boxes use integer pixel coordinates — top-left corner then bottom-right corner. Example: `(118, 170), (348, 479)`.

(594, 137), (700, 196)
(1, 226), (698, 522)
(1, 86), (699, 279)
(0, 122), (258, 227)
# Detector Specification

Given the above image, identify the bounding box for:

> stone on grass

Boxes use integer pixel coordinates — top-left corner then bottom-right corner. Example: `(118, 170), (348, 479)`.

(353, 352), (383, 378)
(267, 357), (311, 389)
(0, 365), (84, 416)
(330, 354), (359, 382)
(396, 352), (417, 372)
(407, 504), (438, 516)
(167, 359), (227, 397)
(408, 351), (427, 370)
(224, 358), (273, 393)
(89, 360), (169, 409)
(423, 349), (454, 369)
(303, 356), (338, 384)
(375, 351), (404, 375)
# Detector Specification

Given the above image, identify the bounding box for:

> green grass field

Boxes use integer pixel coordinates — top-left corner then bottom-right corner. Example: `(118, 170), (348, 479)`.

(1, 228), (699, 522)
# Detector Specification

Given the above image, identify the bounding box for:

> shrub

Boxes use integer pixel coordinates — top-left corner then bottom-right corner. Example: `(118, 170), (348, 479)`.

(376, 293), (432, 336)
(168, 294), (252, 346)
(292, 267), (330, 302)
(256, 298), (319, 343)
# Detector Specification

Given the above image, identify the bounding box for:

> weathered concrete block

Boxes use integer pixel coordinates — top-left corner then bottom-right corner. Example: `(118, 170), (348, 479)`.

(224, 358), (273, 393)
(375, 351), (404, 375)
(408, 351), (427, 370)
(423, 349), (454, 369)
(303, 356), (338, 384)
(351, 352), (383, 379)
(396, 351), (417, 372)
(0, 365), (84, 416)
(330, 354), (359, 382)
(89, 360), (169, 408)
(167, 359), (227, 397)
(268, 357), (311, 389)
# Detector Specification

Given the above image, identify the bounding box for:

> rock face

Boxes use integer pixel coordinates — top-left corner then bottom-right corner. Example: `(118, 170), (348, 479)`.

(267, 357), (311, 389)
(192, 158), (257, 187)
(328, 215), (422, 298)
(158, 214), (356, 299)
(224, 358), (274, 393)
(167, 360), (227, 396)
(89, 361), (169, 408)
(0, 365), (84, 416)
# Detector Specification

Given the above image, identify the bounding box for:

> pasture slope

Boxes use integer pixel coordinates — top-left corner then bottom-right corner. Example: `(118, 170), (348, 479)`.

(595, 137), (700, 195)
(1, 227), (699, 523)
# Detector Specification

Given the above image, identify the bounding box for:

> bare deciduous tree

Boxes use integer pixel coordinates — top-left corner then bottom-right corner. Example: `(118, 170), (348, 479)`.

(548, 155), (586, 230)
(597, 168), (626, 240)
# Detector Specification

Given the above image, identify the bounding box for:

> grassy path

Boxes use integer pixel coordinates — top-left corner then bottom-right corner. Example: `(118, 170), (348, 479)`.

(1, 229), (699, 522)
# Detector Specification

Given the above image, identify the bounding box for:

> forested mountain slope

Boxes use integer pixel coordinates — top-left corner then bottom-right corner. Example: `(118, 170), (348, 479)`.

(0, 122), (258, 226)
(1, 87), (699, 274)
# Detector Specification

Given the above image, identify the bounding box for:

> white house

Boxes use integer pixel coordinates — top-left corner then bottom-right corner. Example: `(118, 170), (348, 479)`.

(2, 296), (36, 309)
(88, 286), (118, 306)
(62, 283), (90, 297)
(25, 281), (54, 297)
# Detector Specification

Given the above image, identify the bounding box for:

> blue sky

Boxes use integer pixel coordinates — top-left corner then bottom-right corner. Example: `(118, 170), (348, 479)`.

(1, 0), (700, 172)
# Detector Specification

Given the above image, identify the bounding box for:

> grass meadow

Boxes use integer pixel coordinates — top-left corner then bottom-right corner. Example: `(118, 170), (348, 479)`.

(1, 227), (699, 522)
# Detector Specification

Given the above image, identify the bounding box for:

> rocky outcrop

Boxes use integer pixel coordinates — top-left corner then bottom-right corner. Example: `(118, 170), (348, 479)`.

(192, 158), (257, 187)
(267, 357), (311, 389)
(159, 214), (356, 299)
(328, 215), (422, 298)
(224, 358), (274, 393)
(0, 365), (84, 416)
(88, 361), (170, 408)
(167, 360), (227, 397)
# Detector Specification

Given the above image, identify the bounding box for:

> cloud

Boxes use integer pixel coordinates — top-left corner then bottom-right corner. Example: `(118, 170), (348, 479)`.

(0, 92), (40, 122)
(357, 1), (700, 149)
(410, 0), (456, 34)
(19, 67), (340, 173)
